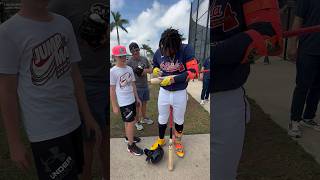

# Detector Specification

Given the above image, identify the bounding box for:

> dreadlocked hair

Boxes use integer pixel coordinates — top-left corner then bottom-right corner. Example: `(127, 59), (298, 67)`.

(159, 28), (182, 56)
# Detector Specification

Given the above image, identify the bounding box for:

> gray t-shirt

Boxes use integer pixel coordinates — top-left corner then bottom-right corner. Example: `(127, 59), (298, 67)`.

(127, 56), (150, 88)
(48, 0), (108, 83)
(0, 13), (81, 142)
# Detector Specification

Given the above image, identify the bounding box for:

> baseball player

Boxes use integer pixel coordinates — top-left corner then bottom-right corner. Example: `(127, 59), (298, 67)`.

(110, 45), (144, 156)
(211, 0), (283, 179)
(150, 28), (199, 158)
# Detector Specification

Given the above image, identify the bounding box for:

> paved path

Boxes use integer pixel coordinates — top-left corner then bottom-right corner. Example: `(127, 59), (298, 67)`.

(187, 79), (210, 113)
(245, 57), (320, 164)
(110, 134), (210, 180)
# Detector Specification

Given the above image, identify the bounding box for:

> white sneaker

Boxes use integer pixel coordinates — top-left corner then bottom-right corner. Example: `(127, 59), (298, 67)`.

(140, 118), (154, 125)
(288, 121), (302, 138)
(200, 100), (205, 105)
(135, 122), (143, 131)
(300, 119), (320, 131)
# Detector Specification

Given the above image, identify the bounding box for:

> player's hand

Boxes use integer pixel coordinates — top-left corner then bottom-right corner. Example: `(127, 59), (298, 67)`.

(112, 106), (119, 115)
(160, 76), (174, 86)
(153, 67), (162, 77)
(9, 141), (31, 172)
(85, 117), (102, 146)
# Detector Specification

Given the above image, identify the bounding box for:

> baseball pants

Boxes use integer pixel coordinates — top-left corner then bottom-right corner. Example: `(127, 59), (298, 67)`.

(158, 87), (187, 125)
(211, 87), (250, 180)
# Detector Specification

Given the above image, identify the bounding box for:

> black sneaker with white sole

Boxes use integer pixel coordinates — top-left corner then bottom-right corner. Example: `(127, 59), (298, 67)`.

(124, 136), (141, 143)
(127, 143), (144, 156)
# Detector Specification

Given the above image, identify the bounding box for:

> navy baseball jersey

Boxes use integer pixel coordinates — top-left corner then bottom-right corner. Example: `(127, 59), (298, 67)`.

(153, 44), (195, 91)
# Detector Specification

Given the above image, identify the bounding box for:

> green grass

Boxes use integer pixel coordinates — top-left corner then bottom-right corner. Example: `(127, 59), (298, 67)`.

(110, 84), (210, 138)
(238, 99), (320, 180)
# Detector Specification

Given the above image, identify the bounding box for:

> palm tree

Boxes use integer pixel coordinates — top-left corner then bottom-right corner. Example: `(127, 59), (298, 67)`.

(141, 44), (154, 57)
(110, 11), (129, 45)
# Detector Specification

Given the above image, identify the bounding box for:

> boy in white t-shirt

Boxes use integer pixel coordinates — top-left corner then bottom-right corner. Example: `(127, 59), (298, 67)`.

(110, 45), (144, 155)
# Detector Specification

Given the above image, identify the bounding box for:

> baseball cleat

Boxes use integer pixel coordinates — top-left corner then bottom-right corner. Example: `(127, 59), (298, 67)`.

(174, 132), (184, 158)
(150, 138), (166, 150)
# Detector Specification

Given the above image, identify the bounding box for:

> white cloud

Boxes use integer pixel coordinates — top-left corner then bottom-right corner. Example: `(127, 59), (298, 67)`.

(110, 0), (192, 57)
(110, 0), (125, 11)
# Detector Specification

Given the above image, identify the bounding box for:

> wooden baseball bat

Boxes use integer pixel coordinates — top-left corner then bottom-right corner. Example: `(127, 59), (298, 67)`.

(168, 106), (174, 171)
(283, 25), (320, 38)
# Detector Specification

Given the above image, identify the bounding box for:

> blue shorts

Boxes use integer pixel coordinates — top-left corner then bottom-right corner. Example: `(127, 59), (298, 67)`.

(137, 87), (150, 102)
(81, 81), (107, 140)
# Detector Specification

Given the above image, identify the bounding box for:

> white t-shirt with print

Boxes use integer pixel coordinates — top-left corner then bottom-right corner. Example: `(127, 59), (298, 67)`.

(0, 13), (82, 142)
(110, 65), (136, 107)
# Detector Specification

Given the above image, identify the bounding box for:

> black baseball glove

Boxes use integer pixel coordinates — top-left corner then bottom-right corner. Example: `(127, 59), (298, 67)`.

(78, 3), (108, 49)
(134, 65), (144, 77)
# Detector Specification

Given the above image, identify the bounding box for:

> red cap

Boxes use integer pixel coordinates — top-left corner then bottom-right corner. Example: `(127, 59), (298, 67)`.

(112, 45), (128, 56)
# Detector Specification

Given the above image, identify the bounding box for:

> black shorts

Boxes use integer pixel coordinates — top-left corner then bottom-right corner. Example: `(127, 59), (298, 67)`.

(120, 102), (136, 122)
(30, 126), (84, 180)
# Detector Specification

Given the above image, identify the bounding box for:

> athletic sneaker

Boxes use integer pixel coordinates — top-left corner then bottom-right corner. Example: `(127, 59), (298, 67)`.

(135, 122), (143, 131)
(124, 136), (141, 143)
(300, 119), (320, 131)
(127, 143), (144, 156)
(288, 121), (302, 138)
(140, 118), (154, 125)
(205, 99), (209, 103)
(200, 100), (205, 105)
(150, 138), (166, 150)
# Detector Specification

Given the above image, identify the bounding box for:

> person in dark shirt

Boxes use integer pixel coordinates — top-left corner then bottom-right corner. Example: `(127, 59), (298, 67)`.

(288, 0), (320, 138)
(200, 57), (210, 104)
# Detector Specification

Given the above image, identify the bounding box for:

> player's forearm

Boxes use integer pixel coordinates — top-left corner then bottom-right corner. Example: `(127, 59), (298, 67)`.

(173, 72), (188, 83)
(71, 64), (94, 122)
(213, 32), (253, 64)
(0, 76), (23, 148)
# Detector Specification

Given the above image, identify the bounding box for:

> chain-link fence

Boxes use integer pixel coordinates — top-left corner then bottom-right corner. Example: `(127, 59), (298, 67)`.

(188, 0), (209, 65)
(0, 1), (20, 24)
(281, 0), (296, 60)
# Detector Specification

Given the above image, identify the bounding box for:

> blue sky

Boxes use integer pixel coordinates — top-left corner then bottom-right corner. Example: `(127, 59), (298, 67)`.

(112, 0), (183, 21)
(110, 0), (193, 55)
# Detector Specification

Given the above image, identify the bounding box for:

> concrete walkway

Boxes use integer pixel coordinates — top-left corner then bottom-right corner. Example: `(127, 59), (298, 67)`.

(187, 79), (210, 113)
(245, 57), (320, 164)
(110, 134), (210, 180)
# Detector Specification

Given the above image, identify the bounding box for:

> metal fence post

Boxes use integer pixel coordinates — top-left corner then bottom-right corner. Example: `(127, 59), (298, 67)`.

(0, 1), (5, 23)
